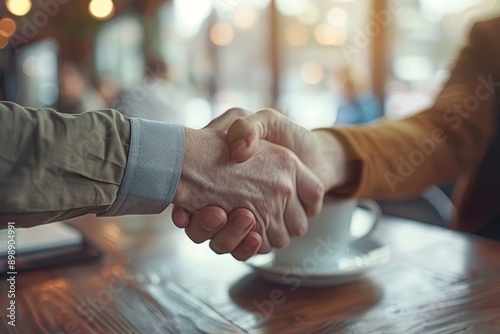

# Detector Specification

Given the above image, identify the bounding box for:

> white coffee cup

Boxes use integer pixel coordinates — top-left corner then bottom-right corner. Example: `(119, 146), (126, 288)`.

(273, 197), (381, 268)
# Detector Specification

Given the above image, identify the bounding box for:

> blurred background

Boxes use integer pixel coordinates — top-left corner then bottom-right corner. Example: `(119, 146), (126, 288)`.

(0, 0), (499, 131)
(2, 0), (500, 225)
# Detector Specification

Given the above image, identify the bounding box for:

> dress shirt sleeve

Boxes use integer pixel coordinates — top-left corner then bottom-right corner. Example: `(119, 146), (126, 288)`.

(102, 118), (184, 216)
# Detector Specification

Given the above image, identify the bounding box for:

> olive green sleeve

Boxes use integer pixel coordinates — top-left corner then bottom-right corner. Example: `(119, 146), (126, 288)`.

(0, 102), (131, 227)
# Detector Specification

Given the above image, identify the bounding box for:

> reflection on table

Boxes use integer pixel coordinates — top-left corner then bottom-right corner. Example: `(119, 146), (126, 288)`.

(1, 210), (500, 333)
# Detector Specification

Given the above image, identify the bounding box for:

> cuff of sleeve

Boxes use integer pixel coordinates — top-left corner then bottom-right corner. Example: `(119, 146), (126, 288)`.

(103, 119), (185, 216)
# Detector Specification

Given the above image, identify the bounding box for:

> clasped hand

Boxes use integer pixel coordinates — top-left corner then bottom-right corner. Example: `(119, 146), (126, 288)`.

(172, 108), (343, 260)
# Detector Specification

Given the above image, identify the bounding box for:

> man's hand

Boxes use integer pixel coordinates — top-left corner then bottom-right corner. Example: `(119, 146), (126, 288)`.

(173, 109), (263, 260)
(172, 110), (324, 256)
(227, 108), (346, 191)
(172, 205), (263, 260)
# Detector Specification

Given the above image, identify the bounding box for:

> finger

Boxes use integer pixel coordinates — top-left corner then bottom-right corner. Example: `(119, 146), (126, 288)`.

(185, 207), (228, 244)
(266, 212), (291, 250)
(231, 231), (262, 261)
(227, 109), (308, 163)
(205, 108), (252, 131)
(172, 206), (191, 229)
(284, 187), (309, 239)
(209, 209), (256, 254)
(254, 220), (272, 254)
(296, 158), (325, 217)
(257, 240), (272, 254)
(226, 118), (261, 163)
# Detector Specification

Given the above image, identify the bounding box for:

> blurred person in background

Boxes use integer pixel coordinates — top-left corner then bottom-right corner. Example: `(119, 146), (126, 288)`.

(97, 75), (122, 108)
(117, 57), (185, 124)
(57, 63), (106, 114)
(335, 67), (381, 125)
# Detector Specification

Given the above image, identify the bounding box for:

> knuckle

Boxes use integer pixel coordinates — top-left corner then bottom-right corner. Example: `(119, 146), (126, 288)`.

(297, 223), (309, 237)
(308, 183), (325, 217)
(260, 109), (281, 138)
(275, 146), (296, 165)
(283, 184), (294, 197)
(313, 182), (325, 203)
(231, 117), (248, 131)
(275, 180), (294, 198)
(259, 108), (279, 118)
(273, 236), (290, 249)
(227, 107), (250, 118)
(292, 223), (308, 237)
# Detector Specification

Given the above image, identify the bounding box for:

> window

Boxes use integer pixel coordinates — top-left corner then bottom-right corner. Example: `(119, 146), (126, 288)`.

(16, 39), (59, 107)
(385, 0), (500, 118)
(95, 15), (144, 89)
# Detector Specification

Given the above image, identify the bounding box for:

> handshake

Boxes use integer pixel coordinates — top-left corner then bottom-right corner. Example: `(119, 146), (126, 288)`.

(171, 108), (348, 261)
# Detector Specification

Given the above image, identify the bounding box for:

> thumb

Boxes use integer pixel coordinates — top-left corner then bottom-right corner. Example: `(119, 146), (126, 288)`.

(205, 108), (251, 131)
(226, 117), (261, 163)
(227, 109), (302, 163)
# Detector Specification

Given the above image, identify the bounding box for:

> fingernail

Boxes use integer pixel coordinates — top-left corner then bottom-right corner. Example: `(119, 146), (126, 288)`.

(232, 214), (253, 233)
(201, 213), (224, 231)
(233, 140), (247, 154)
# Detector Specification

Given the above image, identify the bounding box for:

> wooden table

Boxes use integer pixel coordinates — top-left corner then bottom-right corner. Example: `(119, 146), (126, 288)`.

(1, 210), (500, 334)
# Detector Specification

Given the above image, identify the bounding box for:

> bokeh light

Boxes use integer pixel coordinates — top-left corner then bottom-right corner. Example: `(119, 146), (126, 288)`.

(297, 3), (320, 25)
(210, 23), (234, 46)
(248, 0), (271, 9)
(0, 18), (17, 37)
(276, 0), (308, 16)
(233, 4), (257, 29)
(0, 34), (8, 49)
(89, 0), (115, 20)
(6, 0), (32, 17)
(300, 61), (324, 85)
(393, 55), (433, 81)
(285, 23), (309, 47)
(23, 56), (37, 77)
(38, 82), (59, 106)
(185, 98), (212, 129)
(174, 0), (213, 39)
(314, 24), (346, 46)
(328, 8), (348, 27)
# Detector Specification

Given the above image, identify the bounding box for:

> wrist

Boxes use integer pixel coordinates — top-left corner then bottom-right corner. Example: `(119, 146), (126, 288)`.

(312, 129), (347, 191)
(173, 127), (193, 208)
(173, 127), (228, 210)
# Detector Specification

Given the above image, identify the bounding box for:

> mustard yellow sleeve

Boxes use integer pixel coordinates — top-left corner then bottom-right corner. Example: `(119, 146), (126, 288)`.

(327, 21), (497, 199)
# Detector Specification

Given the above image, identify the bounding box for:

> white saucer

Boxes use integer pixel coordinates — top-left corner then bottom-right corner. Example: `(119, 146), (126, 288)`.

(246, 207), (391, 287)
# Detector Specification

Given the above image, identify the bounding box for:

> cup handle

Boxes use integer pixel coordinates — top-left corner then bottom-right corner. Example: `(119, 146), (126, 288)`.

(350, 199), (382, 242)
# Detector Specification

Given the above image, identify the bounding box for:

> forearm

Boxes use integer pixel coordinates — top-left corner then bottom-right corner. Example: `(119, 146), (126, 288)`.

(322, 121), (447, 199)
(321, 101), (494, 200)
(315, 22), (496, 200)
(0, 102), (185, 228)
(0, 102), (131, 227)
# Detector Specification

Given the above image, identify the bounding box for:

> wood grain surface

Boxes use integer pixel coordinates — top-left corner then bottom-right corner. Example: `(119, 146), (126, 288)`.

(1, 211), (499, 334)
